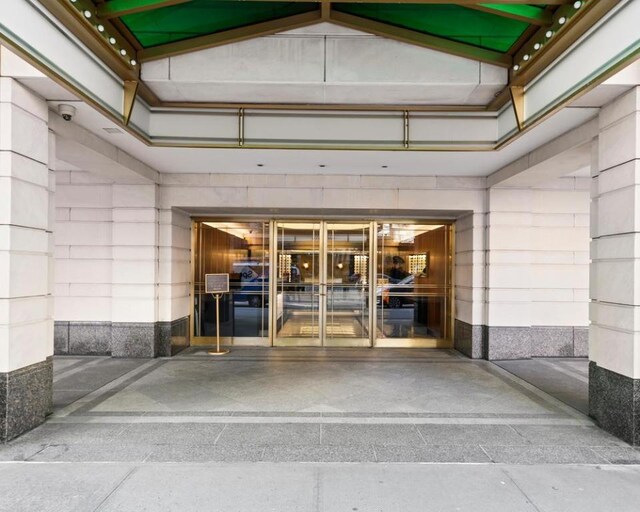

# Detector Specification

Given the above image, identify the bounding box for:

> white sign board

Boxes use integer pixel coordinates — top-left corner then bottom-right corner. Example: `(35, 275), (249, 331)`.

(205, 273), (229, 294)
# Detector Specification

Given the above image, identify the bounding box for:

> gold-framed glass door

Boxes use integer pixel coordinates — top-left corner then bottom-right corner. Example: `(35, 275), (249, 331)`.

(375, 223), (453, 348)
(273, 222), (322, 346)
(192, 221), (270, 346)
(324, 222), (372, 347)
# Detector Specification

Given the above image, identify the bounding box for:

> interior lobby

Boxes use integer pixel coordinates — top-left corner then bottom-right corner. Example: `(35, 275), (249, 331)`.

(1, 0), (640, 509)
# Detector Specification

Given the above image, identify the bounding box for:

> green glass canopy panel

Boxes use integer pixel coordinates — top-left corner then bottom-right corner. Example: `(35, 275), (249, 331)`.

(120, 0), (318, 48)
(333, 4), (530, 52)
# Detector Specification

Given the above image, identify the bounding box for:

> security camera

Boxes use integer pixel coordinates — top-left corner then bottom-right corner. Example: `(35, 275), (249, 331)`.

(58, 104), (76, 122)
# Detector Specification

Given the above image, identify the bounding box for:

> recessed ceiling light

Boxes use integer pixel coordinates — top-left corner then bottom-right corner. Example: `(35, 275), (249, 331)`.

(513, 64), (520, 71)
(545, 30), (554, 38)
(109, 37), (116, 45)
(558, 16), (567, 25)
(534, 43), (541, 51)
(97, 24), (104, 32)
(83, 10), (92, 18)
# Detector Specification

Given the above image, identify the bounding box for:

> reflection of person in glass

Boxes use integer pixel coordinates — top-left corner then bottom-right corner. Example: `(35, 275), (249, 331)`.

(290, 255), (302, 299)
(388, 255), (408, 282)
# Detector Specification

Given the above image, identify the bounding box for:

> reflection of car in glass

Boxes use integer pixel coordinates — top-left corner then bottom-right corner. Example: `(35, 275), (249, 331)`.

(376, 274), (415, 308)
(231, 262), (269, 307)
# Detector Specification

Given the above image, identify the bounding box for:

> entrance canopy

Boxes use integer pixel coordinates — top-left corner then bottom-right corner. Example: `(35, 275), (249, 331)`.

(0, 0), (639, 155)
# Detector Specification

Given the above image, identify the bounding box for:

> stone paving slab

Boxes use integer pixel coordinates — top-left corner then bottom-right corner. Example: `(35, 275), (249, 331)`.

(2, 462), (634, 512)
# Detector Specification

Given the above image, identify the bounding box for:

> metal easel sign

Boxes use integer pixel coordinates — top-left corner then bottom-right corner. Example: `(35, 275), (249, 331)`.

(204, 273), (230, 355)
(205, 273), (229, 294)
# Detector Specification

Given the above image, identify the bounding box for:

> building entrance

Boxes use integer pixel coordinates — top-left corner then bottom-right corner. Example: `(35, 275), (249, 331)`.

(274, 222), (372, 347)
(192, 219), (452, 348)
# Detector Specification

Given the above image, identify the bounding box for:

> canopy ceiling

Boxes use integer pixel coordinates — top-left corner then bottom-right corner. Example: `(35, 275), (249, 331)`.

(116, 1), (546, 54)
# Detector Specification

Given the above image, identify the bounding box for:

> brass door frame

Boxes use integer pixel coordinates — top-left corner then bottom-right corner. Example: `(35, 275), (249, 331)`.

(190, 217), (455, 348)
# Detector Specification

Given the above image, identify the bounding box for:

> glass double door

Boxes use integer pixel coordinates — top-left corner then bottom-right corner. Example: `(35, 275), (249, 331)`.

(273, 222), (372, 347)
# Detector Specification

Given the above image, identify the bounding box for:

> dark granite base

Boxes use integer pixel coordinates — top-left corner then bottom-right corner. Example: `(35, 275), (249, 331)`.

(530, 327), (574, 357)
(70, 322), (111, 355)
(157, 317), (190, 357)
(573, 327), (589, 357)
(485, 326), (532, 360)
(0, 358), (53, 443)
(454, 322), (589, 361)
(453, 320), (484, 359)
(589, 362), (640, 446)
(54, 317), (190, 358)
(54, 321), (69, 355)
(111, 323), (157, 358)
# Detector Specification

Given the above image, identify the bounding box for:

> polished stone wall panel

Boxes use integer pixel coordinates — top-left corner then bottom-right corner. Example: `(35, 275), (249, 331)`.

(530, 327), (574, 357)
(485, 327), (533, 360)
(54, 321), (69, 355)
(111, 323), (157, 358)
(453, 320), (484, 359)
(68, 322), (112, 355)
(0, 358), (52, 442)
(590, 362), (640, 446)
(573, 327), (589, 357)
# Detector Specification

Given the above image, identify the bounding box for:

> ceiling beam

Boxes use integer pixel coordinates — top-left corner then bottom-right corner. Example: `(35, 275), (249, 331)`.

(97, 0), (192, 20)
(465, 4), (553, 26)
(138, 11), (323, 61)
(321, 2), (331, 20)
(329, 10), (512, 67)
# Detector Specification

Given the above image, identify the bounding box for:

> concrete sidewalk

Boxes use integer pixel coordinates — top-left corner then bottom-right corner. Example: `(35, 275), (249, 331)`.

(2, 349), (640, 511)
(1, 461), (640, 512)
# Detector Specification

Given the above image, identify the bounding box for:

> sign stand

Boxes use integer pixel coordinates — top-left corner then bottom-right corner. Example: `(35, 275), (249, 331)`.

(208, 293), (229, 356)
(205, 273), (230, 356)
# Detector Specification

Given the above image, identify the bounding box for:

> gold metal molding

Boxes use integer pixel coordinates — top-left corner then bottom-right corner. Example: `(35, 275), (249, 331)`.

(123, 80), (140, 126)
(509, 85), (525, 131)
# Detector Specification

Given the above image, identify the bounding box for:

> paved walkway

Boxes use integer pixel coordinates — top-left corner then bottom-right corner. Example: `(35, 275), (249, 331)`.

(2, 348), (640, 511)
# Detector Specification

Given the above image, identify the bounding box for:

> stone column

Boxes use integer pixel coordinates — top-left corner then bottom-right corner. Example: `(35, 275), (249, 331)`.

(484, 187), (533, 359)
(454, 212), (486, 358)
(0, 77), (53, 442)
(157, 208), (191, 356)
(590, 86), (640, 445)
(111, 184), (160, 357)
